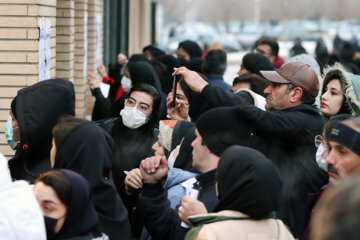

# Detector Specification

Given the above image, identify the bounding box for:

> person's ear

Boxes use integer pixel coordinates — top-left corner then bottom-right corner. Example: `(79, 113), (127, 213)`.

(290, 87), (303, 103)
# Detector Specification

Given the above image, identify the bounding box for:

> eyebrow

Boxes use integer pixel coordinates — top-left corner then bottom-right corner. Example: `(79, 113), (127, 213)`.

(129, 97), (150, 107)
(328, 87), (341, 92)
(43, 200), (55, 204)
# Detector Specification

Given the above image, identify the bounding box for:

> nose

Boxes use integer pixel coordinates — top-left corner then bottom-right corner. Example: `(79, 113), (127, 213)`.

(325, 149), (336, 165)
(321, 92), (328, 101)
(263, 84), (272, 95)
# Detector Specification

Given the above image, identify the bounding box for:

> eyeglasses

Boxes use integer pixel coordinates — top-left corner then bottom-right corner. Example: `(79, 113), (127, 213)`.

(124, 98), (151, 114)
(314, 135), (323, 147)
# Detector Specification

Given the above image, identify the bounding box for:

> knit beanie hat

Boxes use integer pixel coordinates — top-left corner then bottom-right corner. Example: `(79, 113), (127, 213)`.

(196, 106), (253, 156)
(242, 52), (274, 75)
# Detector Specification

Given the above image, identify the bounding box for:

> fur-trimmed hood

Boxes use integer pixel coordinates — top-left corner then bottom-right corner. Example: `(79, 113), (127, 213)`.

(321, 63), (360, 116)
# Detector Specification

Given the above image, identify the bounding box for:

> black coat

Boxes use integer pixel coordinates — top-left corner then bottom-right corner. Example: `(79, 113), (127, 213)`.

(136, 170), (218, 240)
(9, 79), (75, 182)
(200, 84), (328, 237)
(53, 122), (131, 240)
(98, 118), (157, 193)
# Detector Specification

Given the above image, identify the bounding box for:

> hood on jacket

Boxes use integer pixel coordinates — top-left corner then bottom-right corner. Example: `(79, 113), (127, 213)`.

(0, 153), (46, 240)
(53, 121), (131, 239)
(9, 79), (75, 180)
(321, 63), (360, 116)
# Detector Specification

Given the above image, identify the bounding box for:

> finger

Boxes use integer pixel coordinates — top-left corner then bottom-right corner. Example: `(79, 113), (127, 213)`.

(144, 159), (152, 174)
(132, 176), (143, 187)
(149, 158), (156, 173)
(134, 168), (143, 179)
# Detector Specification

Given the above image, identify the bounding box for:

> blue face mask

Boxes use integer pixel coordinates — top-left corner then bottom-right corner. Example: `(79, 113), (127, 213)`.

(5, 116), (19, 150)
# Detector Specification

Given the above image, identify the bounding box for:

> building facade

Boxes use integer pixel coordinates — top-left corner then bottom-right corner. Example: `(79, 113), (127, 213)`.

(0, 0), (153, 157)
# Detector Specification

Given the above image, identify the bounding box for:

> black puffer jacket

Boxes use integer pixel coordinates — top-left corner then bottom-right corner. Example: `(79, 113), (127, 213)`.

(9, 79), (75, 182)
(199, 84), (328, 237)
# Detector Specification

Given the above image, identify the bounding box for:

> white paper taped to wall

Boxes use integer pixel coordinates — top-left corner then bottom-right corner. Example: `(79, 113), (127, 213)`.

(45, 19), (51, 80)
(38, 18), (45, 81)
(96, 15), (102, 67)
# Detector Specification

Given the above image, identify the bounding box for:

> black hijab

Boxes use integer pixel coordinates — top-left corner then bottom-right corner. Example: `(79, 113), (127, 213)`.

(53, 122), (131, 240)
(156, 54), (181, 94)
(127, 61), (162, 92)
(57, 169), (99, 239)
(215, 145), (282, 219)
(179, 40), (202, 59)
(173, 127), (198, 173)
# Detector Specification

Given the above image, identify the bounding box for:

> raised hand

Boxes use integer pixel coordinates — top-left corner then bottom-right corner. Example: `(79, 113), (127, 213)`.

(166, 92), (190, 121)
(140, 155), (169, 184)
(172, 67), (208, 93)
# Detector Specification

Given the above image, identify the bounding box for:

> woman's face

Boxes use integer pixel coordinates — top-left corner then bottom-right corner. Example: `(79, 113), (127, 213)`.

(175, 82), (189, 104)
(34, 182), (67, 233)
(321, 79), (344, 117)
(127, 91), (154, 118)
(10, 111), (20, 143)
(50, 138), (56, 168)
(124, 65), (130, 79)
(176, 47), (190, 61)
(152, 133), (165, 157)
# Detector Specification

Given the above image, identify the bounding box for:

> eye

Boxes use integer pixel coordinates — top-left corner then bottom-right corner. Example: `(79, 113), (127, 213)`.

(139, 104), (149, 111)
(127, 98), (135, 106)
(43, 204), (53, 213)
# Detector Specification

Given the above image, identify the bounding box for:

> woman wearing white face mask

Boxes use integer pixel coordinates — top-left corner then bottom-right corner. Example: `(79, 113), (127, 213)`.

(98, 83), (161, 192)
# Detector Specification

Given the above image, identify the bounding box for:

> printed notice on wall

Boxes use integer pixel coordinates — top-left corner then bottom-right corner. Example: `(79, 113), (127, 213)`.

(38, 18), (45, 81)
(45, 19), (51, 80)
(96, 15), (102, 67)
(83, 13), (88, 77)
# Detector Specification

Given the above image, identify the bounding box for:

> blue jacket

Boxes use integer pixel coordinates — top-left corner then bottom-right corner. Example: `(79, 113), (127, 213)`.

(206, 74), (232, 91)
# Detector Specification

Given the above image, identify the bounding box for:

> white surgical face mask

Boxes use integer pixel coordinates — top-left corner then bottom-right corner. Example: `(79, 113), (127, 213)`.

(121, 76), (131, 92)
(120, 106), (148, 129)
(316, 143), (328, 171)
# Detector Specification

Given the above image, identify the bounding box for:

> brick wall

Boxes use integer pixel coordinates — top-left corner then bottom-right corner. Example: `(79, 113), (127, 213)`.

(0, 0), (57, 157)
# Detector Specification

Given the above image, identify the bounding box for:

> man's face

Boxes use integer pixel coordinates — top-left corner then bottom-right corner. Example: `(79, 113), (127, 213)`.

(263, 82), (291, 111)
(256, 44), (275, 63)
(191, 129), (210, 173)
(326, 141), (360, 184)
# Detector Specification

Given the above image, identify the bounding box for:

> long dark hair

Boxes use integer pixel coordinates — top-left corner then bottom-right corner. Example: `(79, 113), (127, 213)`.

(321, 71), (352, 115)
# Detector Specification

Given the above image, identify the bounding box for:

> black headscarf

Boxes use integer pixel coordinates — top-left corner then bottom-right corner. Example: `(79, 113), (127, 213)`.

(171, 120), (195, 151)
(156, 54), (181, 94)
(215, 145), (282, 219)
(127, 61), (162, 92)
(173, 127), (198, 173)
(196, 106), (253, 156)
(57, 169), (99, 239)
(185, 57), (204, 73)
(179, 40), (202, 59)
(53, 122), (131, 240)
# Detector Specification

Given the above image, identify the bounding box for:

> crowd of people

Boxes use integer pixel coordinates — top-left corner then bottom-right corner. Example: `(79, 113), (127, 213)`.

(2, 35), (360, 240)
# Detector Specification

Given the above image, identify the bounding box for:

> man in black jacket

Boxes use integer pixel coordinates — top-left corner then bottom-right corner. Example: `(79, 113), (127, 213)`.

(135, 107), (253, 240)
(173, 62), (329, 238)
